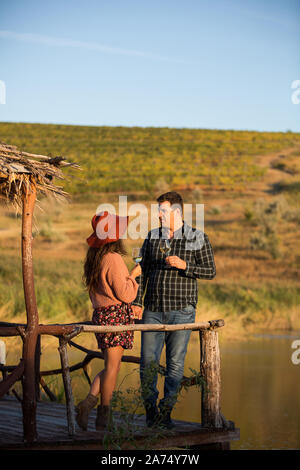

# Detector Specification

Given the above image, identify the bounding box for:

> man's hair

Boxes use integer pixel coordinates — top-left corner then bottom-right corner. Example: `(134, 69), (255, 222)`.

(156, 191), (183, 215)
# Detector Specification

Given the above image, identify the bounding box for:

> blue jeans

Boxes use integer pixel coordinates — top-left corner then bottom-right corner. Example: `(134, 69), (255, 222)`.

(140, 304), (196, 411)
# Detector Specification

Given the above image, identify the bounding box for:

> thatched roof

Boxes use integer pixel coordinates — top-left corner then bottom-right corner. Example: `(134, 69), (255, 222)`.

(0, 142), (81, 213)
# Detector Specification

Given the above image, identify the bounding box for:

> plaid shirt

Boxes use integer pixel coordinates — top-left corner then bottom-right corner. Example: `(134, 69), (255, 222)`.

(133, 221), (216, 312)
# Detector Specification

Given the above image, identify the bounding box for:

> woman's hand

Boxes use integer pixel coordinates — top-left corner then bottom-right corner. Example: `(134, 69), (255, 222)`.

(130, 263), (142, 278)
(132, 305), (143, 319)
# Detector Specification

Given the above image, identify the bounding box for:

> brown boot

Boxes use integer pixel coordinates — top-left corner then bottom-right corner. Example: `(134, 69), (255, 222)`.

(75, 393), (98, 431)
(95, 404), (111, 430)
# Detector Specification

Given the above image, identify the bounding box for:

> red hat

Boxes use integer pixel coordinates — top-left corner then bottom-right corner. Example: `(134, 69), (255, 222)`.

(86, 211), (129, 248)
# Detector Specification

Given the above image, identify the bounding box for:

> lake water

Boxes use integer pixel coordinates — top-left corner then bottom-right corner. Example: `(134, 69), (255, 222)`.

(179, 329), (300, 450)
(5, 329), (300, 449)
(219, 331), (300, 450)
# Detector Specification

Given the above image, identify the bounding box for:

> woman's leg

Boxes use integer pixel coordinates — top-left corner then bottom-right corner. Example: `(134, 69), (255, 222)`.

(75, 346), (123, 431)
(101, 345), (124, 405)
(90, 345), (124, 405)
(89, 369), (105, 397)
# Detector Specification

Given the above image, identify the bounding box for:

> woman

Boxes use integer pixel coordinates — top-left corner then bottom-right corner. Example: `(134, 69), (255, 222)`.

(75, 211), (141, 431)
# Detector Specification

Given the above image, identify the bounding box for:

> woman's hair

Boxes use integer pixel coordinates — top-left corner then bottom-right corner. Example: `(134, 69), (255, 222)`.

(82, 239), (127, 295)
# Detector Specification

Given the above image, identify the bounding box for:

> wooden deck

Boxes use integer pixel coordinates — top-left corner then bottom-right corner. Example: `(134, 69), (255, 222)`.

(0, 396), (240, 450)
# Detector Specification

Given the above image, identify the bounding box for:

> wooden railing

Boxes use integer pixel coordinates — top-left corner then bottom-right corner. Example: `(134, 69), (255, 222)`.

(0, 319), (234, 441)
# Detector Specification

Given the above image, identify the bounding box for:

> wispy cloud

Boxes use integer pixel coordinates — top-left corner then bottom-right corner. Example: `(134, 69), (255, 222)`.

(0, 30), (189, 64)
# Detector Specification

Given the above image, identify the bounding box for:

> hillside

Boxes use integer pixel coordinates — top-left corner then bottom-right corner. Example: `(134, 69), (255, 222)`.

(1, 122), (300, 342)
(1, 122), (300, 196)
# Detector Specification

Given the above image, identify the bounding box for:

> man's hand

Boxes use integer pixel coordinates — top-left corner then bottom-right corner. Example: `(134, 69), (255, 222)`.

(165, 256), (187, 270)
(132, 305), (143, 320)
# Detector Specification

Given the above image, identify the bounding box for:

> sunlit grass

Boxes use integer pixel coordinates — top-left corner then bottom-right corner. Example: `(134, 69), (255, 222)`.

(1, 251), (299, 341)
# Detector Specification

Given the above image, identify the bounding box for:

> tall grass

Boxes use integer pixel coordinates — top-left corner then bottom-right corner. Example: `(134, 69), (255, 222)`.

(1, 252), (299, 334)
(243, 196), (300, 258)
(0, 254), (90, 323)
(198, 283), (300, 333)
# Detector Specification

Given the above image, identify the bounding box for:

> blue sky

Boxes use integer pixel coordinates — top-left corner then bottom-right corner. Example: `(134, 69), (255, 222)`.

(0, 0), (299, 132)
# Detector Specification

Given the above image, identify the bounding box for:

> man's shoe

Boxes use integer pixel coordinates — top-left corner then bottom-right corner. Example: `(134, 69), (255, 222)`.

(145, 405), (159, 427)
(157, 408), (175, 429)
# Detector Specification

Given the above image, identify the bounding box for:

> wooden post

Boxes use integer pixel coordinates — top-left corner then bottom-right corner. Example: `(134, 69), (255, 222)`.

(58, 337), (76, 436)
(199, 327), (222, 428)
(21, 180), (39, 443)
(0, 360), (24, 398)
(39, 377), (57, 402)
(35, 335), (41, 401)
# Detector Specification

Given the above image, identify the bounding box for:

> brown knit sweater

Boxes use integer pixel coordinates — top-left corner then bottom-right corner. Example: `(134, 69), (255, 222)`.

(89, 252), (139, 308)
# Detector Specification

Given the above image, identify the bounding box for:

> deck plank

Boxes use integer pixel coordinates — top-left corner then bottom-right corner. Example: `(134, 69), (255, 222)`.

(0, 396), (240, 449)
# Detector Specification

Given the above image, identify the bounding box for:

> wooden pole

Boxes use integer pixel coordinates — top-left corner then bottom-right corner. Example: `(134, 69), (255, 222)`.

(21, 180), (39, 443)
(58, 336), (77, 436)
(35, 335), (41, 401)
(0, 359), (24, 398)
(39, 377), (57, 402)
(0, 319), (225, 337)
(39, 319), (225, 335)
(199, 328), (223, 428)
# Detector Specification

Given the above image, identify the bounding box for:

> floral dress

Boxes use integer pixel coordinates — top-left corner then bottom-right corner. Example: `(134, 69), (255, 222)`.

(92, 301), (135, 350)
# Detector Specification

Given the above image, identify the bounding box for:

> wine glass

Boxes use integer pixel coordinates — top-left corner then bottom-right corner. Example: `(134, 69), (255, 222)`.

(132, 247), (142, 264)
(160, 239), (171, 268)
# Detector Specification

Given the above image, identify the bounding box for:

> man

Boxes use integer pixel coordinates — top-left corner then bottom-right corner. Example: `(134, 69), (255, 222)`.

(132, 191), (216, 429)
